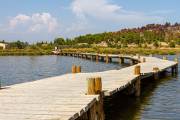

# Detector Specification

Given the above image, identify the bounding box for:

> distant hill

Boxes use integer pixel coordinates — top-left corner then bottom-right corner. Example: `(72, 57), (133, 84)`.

(64, 22), (180, 48)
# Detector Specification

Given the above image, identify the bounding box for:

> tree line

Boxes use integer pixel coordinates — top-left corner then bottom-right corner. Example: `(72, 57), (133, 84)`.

(1, 22), (180, 50)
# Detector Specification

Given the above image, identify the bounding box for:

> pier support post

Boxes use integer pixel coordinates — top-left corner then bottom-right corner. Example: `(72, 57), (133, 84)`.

(91, 55), (93, 61)
(76, 66), (81, 73)
(135, 79), (141, 97)
(134, 65), (141, 97)
(174, 57), (178, 75)
(86, 77), (104, 120)
(131, 60), (137, 65)
(119, 58), (124, 64)
(171, 65), (178, 76)
(100, 56), (104, 62)
(109, 57), (112, 62)
(96, 54), (99, 63)
(175, 65), (178, 75)
(85, 55), (88, 59)
(171, 66), (175, 76)
(106, 54), (109, 64)
(72, 65), (77, 73)
(153, 67), (160, 80)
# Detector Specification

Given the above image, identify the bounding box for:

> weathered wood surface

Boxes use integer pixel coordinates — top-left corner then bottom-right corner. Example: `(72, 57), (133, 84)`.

(0, 54), (177, 120)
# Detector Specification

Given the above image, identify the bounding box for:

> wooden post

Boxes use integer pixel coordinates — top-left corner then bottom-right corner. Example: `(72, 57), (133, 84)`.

(106, 54), (109, 64)
(91, 55), (93, 61)
(135, 79), (141, 97)
(174, 57), (178, 74)
(87, 77), (102, 95)
(86, 77), (104, 120)
(153, 67), (159, 80)
(72, 65), (77, 73)
(134, 65), (141, 75)
(171, 66), (175, 75)
(95, 76), (104, 120)
(109, 57), (112, 62)
(76, 66), (81, 73)
(175, 64), (178, 75)
(95, 77), (102, 94)
(134, 65), (141, 97)
(96, 54), (99, 63)
(119, 58), (124, 64)
(87, 78), (96, 95)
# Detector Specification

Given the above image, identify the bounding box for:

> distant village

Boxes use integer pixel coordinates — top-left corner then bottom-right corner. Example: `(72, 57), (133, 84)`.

(0, 42), (8, 50)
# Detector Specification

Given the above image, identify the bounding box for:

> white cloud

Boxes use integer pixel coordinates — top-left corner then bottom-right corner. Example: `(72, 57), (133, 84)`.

(9, 13), (58, 33)
(9, 14), (30, 28)
(71, 0), (163, 23)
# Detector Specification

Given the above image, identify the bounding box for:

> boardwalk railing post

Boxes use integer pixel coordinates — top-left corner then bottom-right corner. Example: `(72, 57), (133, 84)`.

(87, 77), (96, 95)
(72, 65), (77, 73)
(95, 77), (102, 94)
(134, 65), (141, 75)
(86, 77), (104, 120)
(76, 66), (81, 73)
(153, 67), (160, 80)
(86, 77), (102, 95)
(134, 65), (141, 97)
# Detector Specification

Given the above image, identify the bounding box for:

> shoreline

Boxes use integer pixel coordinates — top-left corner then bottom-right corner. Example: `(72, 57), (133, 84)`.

(0, 47), (180, 56)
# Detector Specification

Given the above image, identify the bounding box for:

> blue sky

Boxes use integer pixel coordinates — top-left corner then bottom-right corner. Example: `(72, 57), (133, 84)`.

(0, 0), (179, 42)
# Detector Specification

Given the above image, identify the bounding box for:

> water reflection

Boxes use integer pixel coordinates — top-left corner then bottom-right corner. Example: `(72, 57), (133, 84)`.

(105, 55), (180, 120)
(0, 55), (125, 86)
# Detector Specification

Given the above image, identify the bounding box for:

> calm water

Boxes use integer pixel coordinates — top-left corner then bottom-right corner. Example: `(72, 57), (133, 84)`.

(0, 55), (124, 86)
(0, 55), (180, 120)
(105, 55), (180, 120)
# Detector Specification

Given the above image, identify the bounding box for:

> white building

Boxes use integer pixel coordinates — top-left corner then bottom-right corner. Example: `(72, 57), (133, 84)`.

(0, 43), (7, 50)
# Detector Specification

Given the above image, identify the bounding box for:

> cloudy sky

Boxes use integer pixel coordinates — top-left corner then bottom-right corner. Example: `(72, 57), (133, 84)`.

(0, 0), (179, 42)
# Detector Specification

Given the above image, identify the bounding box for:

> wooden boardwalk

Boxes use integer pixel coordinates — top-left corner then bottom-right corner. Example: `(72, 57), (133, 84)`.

(0, 53), (178, 120)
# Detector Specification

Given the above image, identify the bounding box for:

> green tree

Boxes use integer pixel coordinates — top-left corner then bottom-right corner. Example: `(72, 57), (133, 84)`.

(169, 41), (175, 48)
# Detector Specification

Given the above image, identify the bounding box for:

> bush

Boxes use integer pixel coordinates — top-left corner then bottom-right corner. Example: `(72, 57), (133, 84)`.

(169, 42), (175, 48)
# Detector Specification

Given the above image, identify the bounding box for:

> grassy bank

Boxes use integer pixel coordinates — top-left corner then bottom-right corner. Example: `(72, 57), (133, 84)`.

(0, 49), (52, 56)
(62, 47), (180, 55)
(0, 47), (180, 56)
